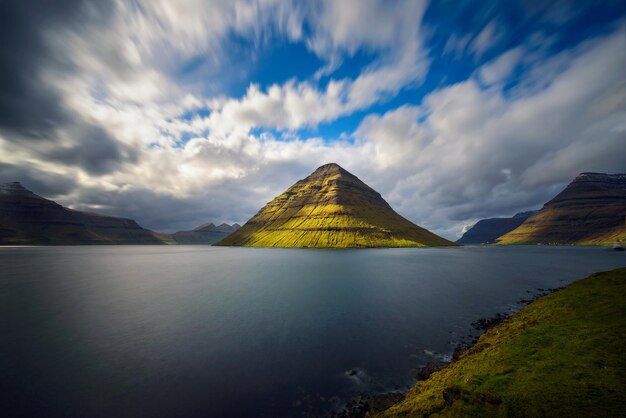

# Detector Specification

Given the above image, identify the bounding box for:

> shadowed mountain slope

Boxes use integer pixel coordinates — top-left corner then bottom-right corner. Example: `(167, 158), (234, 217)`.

(498, 173), (626, 245)
(457, 211), (536, 245)
(172, 222), (240, 244)
(216, 163), (454, 248)
(0, 182), (166, 245)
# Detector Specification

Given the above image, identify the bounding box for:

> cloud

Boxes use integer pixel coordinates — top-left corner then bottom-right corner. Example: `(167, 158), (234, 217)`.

(0, 0), (115, 138)
(0, 162), (78, 198)
(443, 33), (473, 59)
(306, 0), (427, 59)
(35, 30), (626, 236)
(0, 0), (624, 240)
(353, 30), (626, 237)
(198, 45), (428, 137)
(44, 125), (139, 175)
(178, 0), (431, 136)
(469, 20), (501, 58)
(0, 0), (432, 155)
(28, 0), (433, 168)
(200, 81), (347, 135)
(478, 47), (523, 85)
(0, 0), (145, 179)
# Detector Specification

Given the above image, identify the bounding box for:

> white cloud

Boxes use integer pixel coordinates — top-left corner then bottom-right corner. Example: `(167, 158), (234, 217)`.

(1, 1), (624, 240)
(469, 20), (501, 58)
(306, 0), (427, 58)
(200, 80), (348, 135)
(352, 30), (626, 238)
(197, 41), (429, 138)
(443, 33), (472, 59)
(35, 0), (432, 149)
(478, 47), (523, 85)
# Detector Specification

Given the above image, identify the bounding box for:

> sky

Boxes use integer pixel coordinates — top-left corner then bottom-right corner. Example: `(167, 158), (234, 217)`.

(1, 0), (625, 238)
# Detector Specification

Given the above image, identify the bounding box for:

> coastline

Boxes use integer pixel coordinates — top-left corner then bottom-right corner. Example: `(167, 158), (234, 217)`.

(331, 268), (626, 417)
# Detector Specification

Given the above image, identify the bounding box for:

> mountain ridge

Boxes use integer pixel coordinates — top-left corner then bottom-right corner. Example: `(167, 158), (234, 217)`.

(457, 211), (537, 245)
(172, 222), (240, 244)
(0, 182), (166, 245)
(497, 172), (626, 245)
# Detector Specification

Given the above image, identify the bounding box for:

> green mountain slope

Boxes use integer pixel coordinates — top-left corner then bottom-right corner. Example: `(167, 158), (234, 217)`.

(216, 163), (454, 248)
(498, 172), (626, 245)
(376, 268), (626, 417)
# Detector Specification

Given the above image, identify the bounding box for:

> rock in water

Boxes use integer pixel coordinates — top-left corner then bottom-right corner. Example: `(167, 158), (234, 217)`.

(497, 172), (626, 245)
(215, 163), (454, 248)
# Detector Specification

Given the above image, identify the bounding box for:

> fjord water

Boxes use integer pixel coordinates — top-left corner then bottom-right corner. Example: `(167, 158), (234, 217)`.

(2, 246), (624, 417)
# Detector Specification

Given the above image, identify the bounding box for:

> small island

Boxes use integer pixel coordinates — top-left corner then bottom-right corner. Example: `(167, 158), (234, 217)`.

(216, 163), (454, 248)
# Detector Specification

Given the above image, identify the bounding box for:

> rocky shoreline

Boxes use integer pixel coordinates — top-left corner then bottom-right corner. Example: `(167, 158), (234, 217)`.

(328, 285), (564, 417)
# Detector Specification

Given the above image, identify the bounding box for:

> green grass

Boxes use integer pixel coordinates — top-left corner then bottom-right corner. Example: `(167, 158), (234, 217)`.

(376, 267), (626, 417)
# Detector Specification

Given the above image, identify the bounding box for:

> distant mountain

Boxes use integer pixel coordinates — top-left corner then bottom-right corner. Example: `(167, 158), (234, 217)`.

(0, 182), (166, 245)
(171, 222), (240, 244)
(498, 173), (626, 245)
(216, 163), (454, 248)
(457, 211), (537, 244)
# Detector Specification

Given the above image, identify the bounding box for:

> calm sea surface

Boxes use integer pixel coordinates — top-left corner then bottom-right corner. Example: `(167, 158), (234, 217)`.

(1, 246), (624, 417)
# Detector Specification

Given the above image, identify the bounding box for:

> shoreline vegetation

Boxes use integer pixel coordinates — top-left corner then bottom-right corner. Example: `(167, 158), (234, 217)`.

(333, 267), (626, 417)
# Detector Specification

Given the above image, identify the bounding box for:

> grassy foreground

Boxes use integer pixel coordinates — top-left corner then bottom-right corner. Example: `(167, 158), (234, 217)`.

(376, 267), (626, 417)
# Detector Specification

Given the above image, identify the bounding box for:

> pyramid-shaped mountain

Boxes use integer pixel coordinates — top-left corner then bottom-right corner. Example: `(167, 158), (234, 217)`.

(216, 163), (454, 248)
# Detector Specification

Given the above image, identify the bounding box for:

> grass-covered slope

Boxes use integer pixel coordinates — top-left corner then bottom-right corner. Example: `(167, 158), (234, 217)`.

(498, 173), (626, 245)
(216, 163), (454, 248)
(377, 267), (626, 417)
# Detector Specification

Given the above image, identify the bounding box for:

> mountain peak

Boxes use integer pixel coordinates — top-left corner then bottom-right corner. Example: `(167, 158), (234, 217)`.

(316, 162), (342, 170)
(193, 222), (216, 231)
(549, 172), (626, 206)
(308, 162), (351, 179)
(575, 172), (625, 181)
(0, 182), (30, 194)
(498, 172), (626, 245)
(216, 164), (454, 248)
